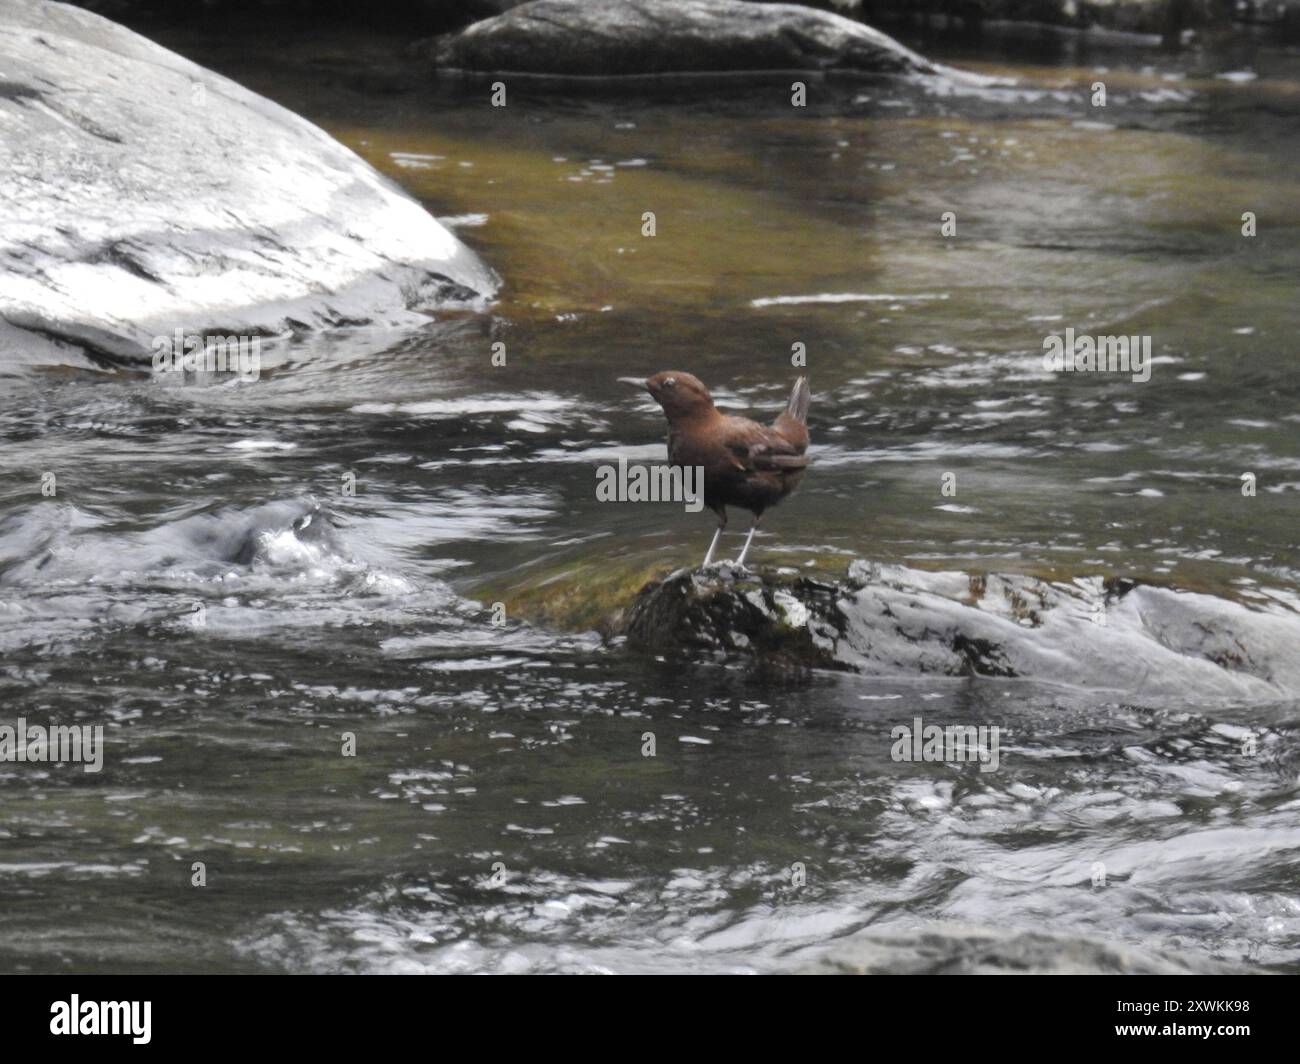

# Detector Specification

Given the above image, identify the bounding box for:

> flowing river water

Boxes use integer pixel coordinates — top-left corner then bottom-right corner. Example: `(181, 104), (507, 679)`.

(1, 21), (1297, 973)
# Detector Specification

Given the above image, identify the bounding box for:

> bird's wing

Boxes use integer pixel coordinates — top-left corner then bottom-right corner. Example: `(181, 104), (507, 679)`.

(722, 418), (809, 473)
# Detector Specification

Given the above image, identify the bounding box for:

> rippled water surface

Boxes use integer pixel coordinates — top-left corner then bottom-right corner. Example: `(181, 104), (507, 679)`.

(1, 23), (1298, 973)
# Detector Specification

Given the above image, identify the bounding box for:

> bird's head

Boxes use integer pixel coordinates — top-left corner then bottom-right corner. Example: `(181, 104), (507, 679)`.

(620, 371), (715, 420)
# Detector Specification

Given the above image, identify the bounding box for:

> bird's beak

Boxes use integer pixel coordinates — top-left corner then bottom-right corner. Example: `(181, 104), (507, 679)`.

(617, 376), (649, 392)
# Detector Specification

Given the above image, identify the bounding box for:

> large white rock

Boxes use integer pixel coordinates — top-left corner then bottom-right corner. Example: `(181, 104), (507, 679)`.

(0, 0), (498, 368)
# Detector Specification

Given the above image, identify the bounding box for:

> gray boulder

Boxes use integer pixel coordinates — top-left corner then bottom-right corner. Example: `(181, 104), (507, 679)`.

(0, 0), (498, 369)
(426, 0), (947, 79)
(626, 561), (1300, 699)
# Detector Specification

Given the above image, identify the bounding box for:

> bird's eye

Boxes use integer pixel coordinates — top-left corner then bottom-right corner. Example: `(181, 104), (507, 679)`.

(664, 377), (676, 388)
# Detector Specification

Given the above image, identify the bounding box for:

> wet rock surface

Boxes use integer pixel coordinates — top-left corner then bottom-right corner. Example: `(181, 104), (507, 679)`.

(798, 924), (1242, 974)
(625, 562), (839, 677)
(626, 561), (1300, 698)
(424, 0), (946, 79)
(0, 0), (498, 369)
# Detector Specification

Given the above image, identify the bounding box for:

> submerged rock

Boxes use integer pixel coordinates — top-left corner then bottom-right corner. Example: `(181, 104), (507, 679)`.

(798, 924), (1242, 975)
(625, 561), (1300, 698)
(425, 0), (948, 79)
(0, 0), (498, 369)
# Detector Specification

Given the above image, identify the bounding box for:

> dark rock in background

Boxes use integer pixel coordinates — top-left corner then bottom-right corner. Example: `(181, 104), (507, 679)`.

(422, 0), (946, 78)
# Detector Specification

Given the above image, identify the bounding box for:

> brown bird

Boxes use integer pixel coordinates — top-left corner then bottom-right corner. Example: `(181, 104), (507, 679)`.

(620, 371), (811, 568)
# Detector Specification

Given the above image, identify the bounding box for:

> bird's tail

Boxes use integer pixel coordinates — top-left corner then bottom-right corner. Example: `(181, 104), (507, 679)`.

(773, 376), (811, 452)
(784, 376), (810, 425)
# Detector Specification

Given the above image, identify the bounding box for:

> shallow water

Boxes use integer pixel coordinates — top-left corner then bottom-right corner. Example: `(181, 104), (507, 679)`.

(1, 24), (1298, 973)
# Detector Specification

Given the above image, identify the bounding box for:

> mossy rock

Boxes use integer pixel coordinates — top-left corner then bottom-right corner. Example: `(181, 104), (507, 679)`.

(475, 556), (673, 636)
(625, 564), (842, 678)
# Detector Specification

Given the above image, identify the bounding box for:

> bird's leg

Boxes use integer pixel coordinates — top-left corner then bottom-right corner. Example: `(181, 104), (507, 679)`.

(734, 516), (762, 569)
(702, 509), (727, 568)
(702, 527), (723, 568)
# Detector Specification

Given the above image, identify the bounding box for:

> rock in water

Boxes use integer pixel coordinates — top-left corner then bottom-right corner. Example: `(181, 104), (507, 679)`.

(797, 924), (1243, 975)
(426, 0), (946, 79)
(0, 0), (498, 369)
(626, 564), (838, 679)
(626, 562), (1300, 699)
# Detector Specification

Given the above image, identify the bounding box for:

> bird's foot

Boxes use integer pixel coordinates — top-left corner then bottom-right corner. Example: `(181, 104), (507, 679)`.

(698, 558), (750, 579)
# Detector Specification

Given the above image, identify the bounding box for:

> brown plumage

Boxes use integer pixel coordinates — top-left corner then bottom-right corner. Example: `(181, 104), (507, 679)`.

(622, 371), (811, 567)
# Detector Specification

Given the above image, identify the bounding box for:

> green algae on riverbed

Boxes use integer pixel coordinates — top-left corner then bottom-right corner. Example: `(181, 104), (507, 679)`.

(476, 554), (675, 635)
(343, 98), (1300, 344)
